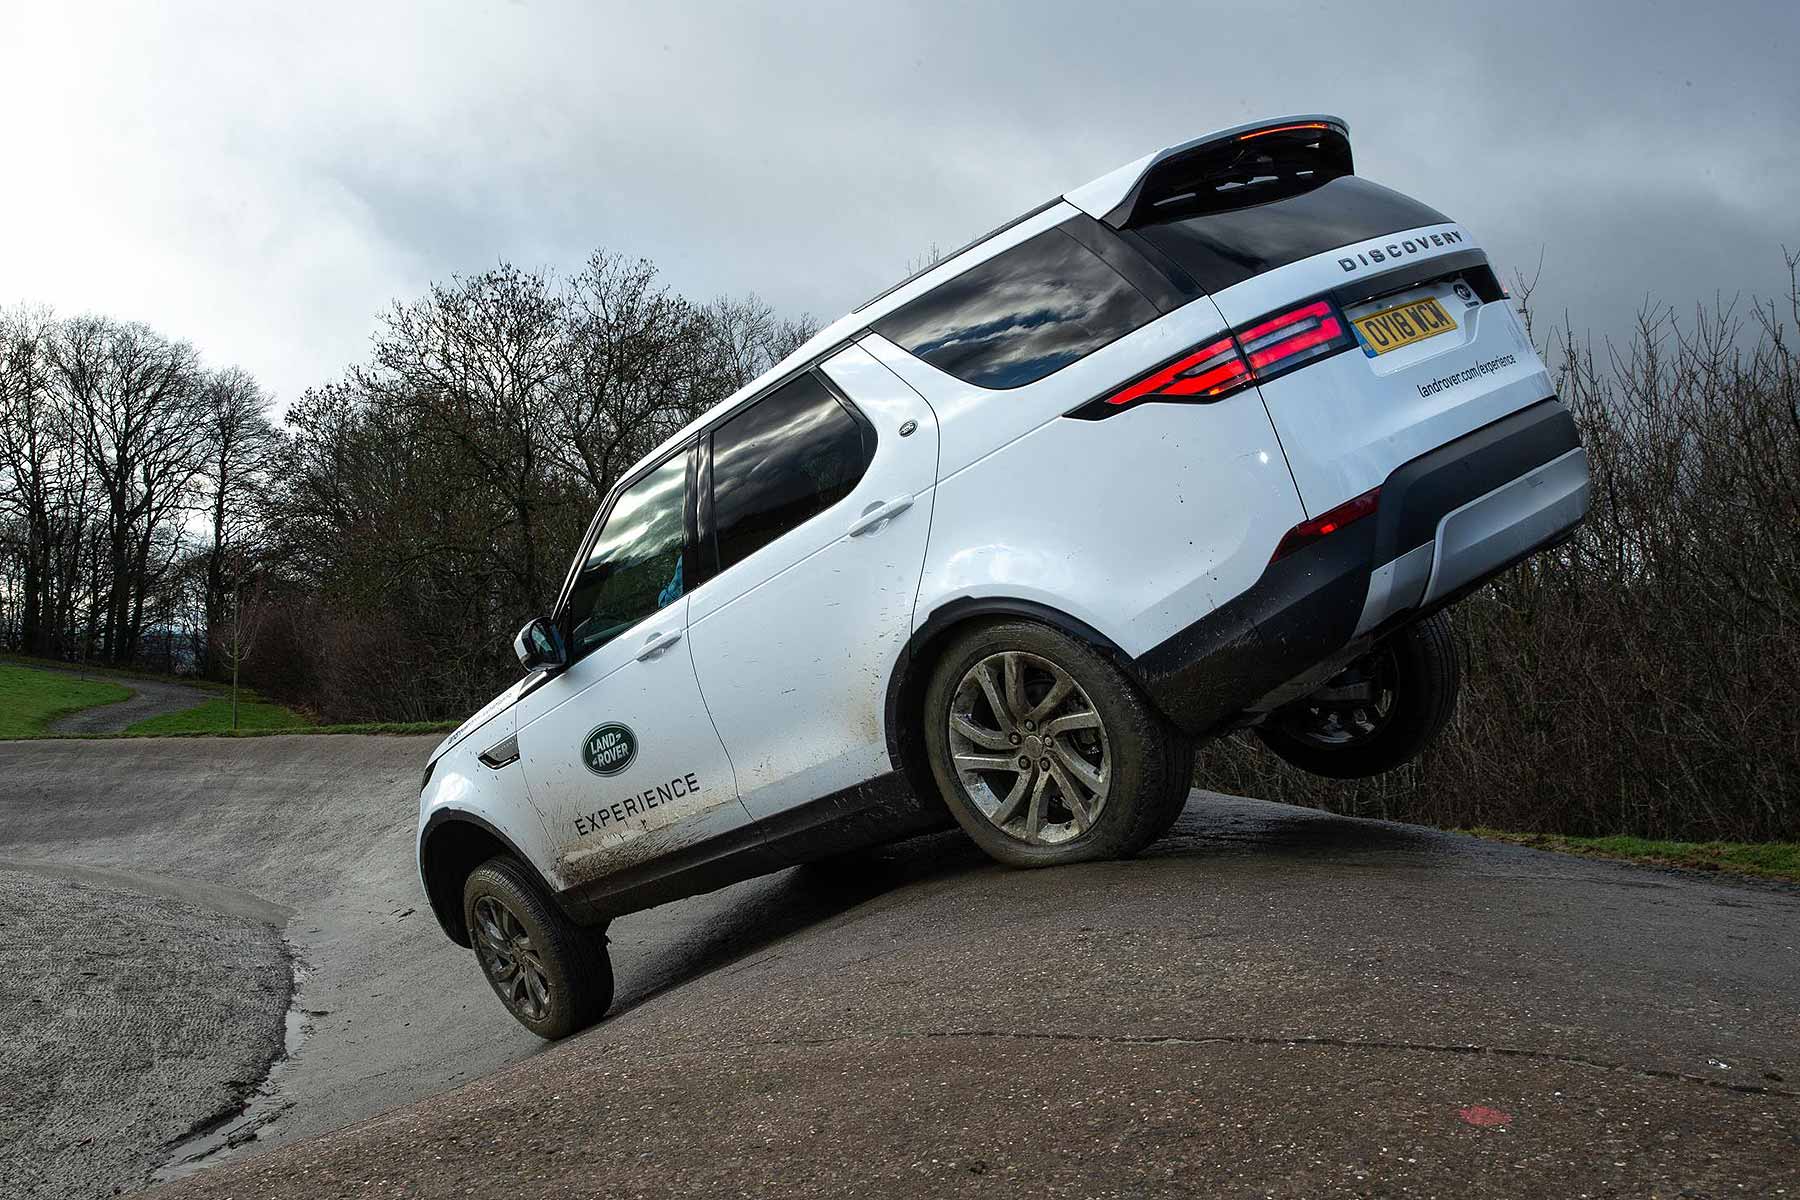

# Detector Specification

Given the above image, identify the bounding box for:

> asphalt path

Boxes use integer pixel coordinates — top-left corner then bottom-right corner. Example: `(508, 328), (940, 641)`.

(45, 670), (213, 734)
(1, 734), (1796, 1197)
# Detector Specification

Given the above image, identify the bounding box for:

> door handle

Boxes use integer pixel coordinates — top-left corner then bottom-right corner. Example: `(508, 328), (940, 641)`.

(847, 495), (915, 537)
(635, 629), (683, 661)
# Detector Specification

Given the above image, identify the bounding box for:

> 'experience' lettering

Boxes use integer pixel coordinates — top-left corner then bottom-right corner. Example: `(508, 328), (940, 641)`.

(574, 773), (701, 836)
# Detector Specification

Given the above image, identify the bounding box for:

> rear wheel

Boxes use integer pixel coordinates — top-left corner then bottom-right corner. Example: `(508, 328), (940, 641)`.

(1254, 610), (1460, 779)
(923, 621), (1193, 867)
(463, 856), (613, 1039)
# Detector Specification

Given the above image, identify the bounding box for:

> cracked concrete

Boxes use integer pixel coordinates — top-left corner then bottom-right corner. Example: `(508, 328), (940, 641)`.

(2, 735), (1797, 1197)
(163, 769), (1800, 1197)
(750, 1028), (1800, 1098)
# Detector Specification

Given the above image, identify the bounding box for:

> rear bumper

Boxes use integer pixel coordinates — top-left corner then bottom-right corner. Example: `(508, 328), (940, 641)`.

(1134, 396), (1586, 735)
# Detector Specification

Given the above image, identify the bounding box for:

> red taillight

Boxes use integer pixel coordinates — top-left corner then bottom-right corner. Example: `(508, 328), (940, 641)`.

(1102, 335), (1251, 409)
(1078, 296), (1353, 419)
(1270, 487), (1380, 563)
(1237, 298), (1352, 378)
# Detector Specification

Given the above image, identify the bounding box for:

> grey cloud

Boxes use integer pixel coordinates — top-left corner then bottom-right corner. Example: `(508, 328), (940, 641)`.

(2, 0), (1793, 405)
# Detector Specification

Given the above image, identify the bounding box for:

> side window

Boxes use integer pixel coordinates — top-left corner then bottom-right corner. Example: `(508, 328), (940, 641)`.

(564, 450), (689, 659)
(710, 372), (871, 573)
(871, 224), (1160, 389)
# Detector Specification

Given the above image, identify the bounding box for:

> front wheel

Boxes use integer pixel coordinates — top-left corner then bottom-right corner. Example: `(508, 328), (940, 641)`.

(463, 855), (613, 1039)
(1254, 610), (1461, 779)
(922, 620), (1194, 867)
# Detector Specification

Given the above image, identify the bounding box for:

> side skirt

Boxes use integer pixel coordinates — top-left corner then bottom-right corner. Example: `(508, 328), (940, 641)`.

(558, 772), (948, 923)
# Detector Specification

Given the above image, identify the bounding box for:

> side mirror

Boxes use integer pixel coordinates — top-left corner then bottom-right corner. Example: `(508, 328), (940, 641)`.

(514, 616), (567, 674)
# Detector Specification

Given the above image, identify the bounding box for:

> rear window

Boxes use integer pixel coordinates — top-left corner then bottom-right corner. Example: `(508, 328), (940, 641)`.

(871, 225), (1160, 390)
(1133, 175), (1449, 294)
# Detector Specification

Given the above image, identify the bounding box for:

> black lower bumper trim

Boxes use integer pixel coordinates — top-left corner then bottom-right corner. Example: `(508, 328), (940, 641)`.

(1372, 397), (1580, 564)
(1135, 517), (1376, 736)
(1135, 396), (1582, 736)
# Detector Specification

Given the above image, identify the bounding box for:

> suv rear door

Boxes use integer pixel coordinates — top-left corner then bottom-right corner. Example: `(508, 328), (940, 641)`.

(686, 347), (939, 823)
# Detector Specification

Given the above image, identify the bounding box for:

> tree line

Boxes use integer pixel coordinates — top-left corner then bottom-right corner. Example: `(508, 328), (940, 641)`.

(0, 252), (812, 715)
(0, 309), (279, 673)
(4, 248), (1796, 841)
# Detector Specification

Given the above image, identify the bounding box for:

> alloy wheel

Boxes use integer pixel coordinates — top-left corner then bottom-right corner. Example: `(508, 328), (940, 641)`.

(946, 650), (1111, 846)
(471, 894), (553, 1022)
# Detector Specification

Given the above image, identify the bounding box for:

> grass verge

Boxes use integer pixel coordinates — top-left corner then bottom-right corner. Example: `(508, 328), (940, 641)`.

(32, 723), (457, 741)
(0, 653), (455, 739)
(126, 696), (315, 734)
(1469, 828), (1800, 885)
(0, 662), (132, 737)
(0, 651), (231, 693)
(52, 720), (458, 739)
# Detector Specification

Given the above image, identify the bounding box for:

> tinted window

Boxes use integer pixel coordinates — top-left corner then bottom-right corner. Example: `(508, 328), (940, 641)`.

(564, 451), (688, 658)
(872, 225), (1159, 389)
(711, 373), (869, 572)
(1134, 175), (1449, 294)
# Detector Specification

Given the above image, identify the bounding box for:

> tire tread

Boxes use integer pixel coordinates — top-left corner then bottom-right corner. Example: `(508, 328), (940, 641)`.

(464, 855), (613, 1039)
(923, 620), (1193, 867)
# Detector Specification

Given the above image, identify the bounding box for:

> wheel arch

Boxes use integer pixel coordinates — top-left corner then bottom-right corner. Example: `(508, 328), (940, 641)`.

(883, 596), (1143, 803)
(419, 809), (567, 947)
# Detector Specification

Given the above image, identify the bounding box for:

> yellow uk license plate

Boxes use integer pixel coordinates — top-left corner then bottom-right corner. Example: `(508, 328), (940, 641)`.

(1353, 296), (1457, 355)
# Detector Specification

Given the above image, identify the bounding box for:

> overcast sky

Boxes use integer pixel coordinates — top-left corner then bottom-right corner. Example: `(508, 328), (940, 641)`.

(3, 0), (1795, 408)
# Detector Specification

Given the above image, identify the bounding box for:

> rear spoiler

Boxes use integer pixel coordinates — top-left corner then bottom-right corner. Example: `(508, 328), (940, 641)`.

(1064, 115), (1352, 231)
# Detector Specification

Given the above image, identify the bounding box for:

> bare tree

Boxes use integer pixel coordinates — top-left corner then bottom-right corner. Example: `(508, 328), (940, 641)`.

(49, 317), (211, 664)
(0, 306), (64, 655)
(552, 253), (711, 499)
(217, 553), (273, 729)
(356, 264), (566, 610)
(198, 366), (283, 676)
(701, 292), (819, 396)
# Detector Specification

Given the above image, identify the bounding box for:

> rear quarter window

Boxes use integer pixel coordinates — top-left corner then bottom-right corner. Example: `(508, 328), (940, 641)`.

(1132, 175), (1450, 294)
(872, 225), (1160, 390)
(709, 372), (871, 572)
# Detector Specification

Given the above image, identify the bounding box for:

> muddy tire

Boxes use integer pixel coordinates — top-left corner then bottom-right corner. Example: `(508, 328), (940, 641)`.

(1254, 610), (1461, 779)
(463, 855), (613, 1040)
(923, 620), (1194, 867)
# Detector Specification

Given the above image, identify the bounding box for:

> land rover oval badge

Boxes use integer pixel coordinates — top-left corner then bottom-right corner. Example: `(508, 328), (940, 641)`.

(582, 723), (637, 776)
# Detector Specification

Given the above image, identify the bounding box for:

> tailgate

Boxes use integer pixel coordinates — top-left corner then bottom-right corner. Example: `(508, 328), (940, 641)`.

(1208, 226), (1552, 514)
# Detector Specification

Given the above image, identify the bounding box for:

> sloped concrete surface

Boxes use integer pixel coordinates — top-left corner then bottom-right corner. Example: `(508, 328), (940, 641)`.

(0, 735), (976, 1191)
(0, 865), (287, 1198)
(1, 735), (1797, 1197)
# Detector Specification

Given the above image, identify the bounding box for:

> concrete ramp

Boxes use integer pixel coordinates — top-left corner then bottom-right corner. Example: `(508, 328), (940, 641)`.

(1, 735), (901, 1193)
(3, 736), (1799, 1197)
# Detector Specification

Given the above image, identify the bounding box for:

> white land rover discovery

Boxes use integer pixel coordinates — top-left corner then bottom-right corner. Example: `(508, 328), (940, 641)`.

(418, 116), (1589, 1037)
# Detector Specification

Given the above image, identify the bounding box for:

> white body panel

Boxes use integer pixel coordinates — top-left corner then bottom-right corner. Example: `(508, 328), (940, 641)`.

(686, 344), (939, 819)
(418, 706), (562, 886)
(511, 599), (747, 890)
(1205, 222), (1552, 514)
(914, 398), (1302, 656)
(864, 306), (1302, 656)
